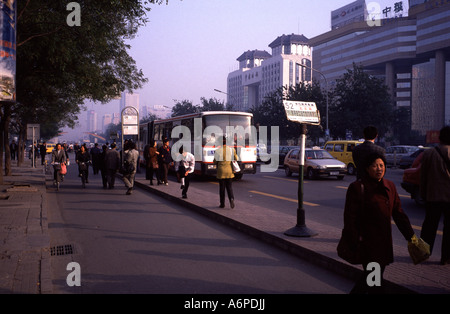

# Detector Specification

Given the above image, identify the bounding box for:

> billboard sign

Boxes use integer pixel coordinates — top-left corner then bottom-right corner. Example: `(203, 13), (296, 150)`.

(0, 0), (16, 101)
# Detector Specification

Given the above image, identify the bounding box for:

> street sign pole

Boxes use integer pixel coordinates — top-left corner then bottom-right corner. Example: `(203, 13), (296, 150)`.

(283, 101), (320, 237)
(284, 124), (318, 237)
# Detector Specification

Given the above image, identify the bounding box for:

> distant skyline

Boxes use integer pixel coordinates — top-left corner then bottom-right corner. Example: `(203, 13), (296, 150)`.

(60, 0), (407, 142)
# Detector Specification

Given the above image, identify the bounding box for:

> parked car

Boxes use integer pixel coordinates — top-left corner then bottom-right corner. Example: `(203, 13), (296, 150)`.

(323, 140), (363, 175)
(284, 147), (347, 180)
(385, 145), (419, 166)
(401, 150), (425, 206)
(398, 147), (429, 169)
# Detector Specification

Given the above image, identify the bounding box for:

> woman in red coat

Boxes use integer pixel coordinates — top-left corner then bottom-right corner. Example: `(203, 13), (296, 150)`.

(343, 152), (415, 293)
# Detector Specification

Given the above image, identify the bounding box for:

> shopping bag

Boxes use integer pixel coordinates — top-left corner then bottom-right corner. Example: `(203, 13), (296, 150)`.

(408, 235), (430, 265)
(60, 163), (67, 175)
(337, 230), (361, 265)
(232, 161), (240, 173)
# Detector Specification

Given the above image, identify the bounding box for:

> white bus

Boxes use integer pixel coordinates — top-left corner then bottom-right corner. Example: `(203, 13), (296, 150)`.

(138, 111), (257, 180)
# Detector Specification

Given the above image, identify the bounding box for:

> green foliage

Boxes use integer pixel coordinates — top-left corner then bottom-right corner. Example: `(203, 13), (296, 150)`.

(329, 63), (393, 139)
(16, 0), (151, 137)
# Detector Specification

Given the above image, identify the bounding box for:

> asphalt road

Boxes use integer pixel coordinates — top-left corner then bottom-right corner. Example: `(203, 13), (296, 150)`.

(45, 158), (354, 295)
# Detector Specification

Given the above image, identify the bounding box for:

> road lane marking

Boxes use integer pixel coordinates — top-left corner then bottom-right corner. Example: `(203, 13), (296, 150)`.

(249, 190), (319, 207)
(263, 175), (305, 183)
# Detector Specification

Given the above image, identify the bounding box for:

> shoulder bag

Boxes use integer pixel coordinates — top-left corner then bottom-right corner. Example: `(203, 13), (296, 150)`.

(337, 181), (364, 265)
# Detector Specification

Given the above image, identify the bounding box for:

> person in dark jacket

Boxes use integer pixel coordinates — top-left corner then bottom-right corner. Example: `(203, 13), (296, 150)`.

(76, 144), (91, 188)
(343, 152), (415, 293)
(420, 126), (450, 265)
(352, 126), (386, 179)
(145, 140), (159, 185)
(157, 139), (172, 185)
(99, 144), (108, 189)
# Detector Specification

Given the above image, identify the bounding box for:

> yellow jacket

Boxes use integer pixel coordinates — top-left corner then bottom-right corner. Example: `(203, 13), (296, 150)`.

(213, 145), (238, 179)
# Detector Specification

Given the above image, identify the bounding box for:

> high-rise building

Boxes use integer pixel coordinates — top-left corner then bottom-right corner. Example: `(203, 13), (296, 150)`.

(112, 113), (120, 125)
(227, 34), (312, 111)
(120, 92), (139, 114)
(309, 0), (450, 141)
(87, 110), (98, 132)
(102, 114), (112, 132)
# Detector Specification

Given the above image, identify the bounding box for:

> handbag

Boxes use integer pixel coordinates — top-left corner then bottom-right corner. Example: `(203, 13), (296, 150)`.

(407, 234), (430, 265)
(337, 181), (364, 264)
(232, 160), (240, 173)
(60, 163), (67, 175)
(152, 161), (159, 169)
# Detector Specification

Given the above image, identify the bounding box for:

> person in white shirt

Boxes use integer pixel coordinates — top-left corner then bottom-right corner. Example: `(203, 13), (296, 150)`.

(175, 146), (195, 199)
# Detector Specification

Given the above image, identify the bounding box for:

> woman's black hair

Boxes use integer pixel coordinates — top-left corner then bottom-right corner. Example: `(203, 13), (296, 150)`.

(365, 152), (387, 169)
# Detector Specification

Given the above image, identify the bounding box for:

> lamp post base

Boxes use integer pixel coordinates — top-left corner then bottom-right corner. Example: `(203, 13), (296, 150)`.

(284, 224), (318, 237)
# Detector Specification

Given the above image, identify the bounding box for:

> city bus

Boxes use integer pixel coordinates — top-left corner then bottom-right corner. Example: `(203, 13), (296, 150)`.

(138, 111), (257, 180)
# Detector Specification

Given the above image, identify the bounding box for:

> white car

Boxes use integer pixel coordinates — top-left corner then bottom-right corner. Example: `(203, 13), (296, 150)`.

(284, 147), (347, 180)
(385, 145), (419, 166)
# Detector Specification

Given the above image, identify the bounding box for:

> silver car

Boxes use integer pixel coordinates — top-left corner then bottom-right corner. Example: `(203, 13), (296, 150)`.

(284, 147), (347, 180)
(385, 145), (419, 166)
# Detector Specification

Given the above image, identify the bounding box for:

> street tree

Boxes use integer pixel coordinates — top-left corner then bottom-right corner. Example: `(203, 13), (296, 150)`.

(199, 97), (225, 112)
(0, 0), (165, 182)
(171, 100), (200, 117)
(329, 63), (393, 139)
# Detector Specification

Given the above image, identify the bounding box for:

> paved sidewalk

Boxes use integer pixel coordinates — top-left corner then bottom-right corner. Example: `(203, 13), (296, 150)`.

(131, 170), (450, 294)
(0, 160), (52, 294)
(1, 160), (449, 294)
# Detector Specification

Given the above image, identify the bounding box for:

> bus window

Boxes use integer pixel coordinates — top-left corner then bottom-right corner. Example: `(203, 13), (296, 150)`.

(154, 124), (160, 141)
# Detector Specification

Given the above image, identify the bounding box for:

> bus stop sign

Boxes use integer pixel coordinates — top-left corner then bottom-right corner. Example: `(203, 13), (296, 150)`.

(283, 101), (320, 125)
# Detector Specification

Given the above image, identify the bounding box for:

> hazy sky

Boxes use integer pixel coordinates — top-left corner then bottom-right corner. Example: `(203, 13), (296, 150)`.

(60, 0), (406, 141)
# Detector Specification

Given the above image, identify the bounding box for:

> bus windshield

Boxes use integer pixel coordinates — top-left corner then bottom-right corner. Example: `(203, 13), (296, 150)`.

(203, 114), (253, 146)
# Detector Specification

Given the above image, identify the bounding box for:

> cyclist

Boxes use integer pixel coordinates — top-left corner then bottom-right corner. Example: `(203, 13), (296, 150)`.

(76, 144), (91, 188)
(51, 143), (67, 191)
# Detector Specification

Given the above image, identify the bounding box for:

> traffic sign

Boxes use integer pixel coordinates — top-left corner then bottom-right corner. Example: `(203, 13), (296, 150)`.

(283, 101), (320, 125)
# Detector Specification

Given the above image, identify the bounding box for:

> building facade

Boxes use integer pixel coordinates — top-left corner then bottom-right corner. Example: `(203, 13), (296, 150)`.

(309, 0), (450, 141)
(227, 34), (312, 111)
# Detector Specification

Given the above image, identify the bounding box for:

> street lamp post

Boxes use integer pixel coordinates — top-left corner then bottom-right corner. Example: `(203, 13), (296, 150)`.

(297, 63), (329, 139)
(213, 88), (237, 109)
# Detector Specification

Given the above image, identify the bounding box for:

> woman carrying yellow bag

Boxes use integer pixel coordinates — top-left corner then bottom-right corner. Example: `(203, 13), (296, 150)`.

(341, 152), (428, 294)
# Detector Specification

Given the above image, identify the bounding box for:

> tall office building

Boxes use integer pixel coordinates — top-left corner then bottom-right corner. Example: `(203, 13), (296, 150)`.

(309, 0), (450, 140)
(227, 34), (312, 111)
(102, 113), (112, 132)
(119, 92), (140, 114)
(87, 110), (98, 132)
(112, 113), (120, 125)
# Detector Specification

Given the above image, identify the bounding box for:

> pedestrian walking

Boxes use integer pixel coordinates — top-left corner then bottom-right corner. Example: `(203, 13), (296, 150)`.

(158, 139), (172, 185)
(123, 141), (139, 195)
(420, 126), (450, 265)
(145, 140), (159, 185)
(341, 152), (417, 293)
(105, 143), (120, 189)
(213, 137), (238, 208)
(90, 143), (102, 175)
(51, 143), (67, 191)
(99, 144), (108, 189)
(9, 140), (17, 160)
(352, 126), (386, 179)
(76, 144), (91, 188)
(40, 142), (47, 165)
(175, 146), (195, 199)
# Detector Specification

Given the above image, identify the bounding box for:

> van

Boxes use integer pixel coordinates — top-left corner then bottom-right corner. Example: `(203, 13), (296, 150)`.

(323, 140), (363, 175)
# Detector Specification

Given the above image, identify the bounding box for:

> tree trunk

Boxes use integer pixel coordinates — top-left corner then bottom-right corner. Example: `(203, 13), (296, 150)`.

(3, 103), (12, 176)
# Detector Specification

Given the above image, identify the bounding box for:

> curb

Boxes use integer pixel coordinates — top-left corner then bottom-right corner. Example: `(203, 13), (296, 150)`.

(131, 178), (417, 294)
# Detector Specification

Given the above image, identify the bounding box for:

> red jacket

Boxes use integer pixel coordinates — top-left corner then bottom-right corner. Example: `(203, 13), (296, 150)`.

(343, 178), (414, 266)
